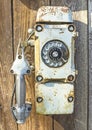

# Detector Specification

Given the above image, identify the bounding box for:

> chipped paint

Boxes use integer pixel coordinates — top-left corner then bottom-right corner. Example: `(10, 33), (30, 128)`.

(35, 26), (76, 81)
(36, 6), (73, 23)
(35, 83), (74, 114)
(34, 6), (77, 115)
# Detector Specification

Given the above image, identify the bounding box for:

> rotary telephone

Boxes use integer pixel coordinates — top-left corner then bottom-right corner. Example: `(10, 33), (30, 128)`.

(10, 6), (78, 124)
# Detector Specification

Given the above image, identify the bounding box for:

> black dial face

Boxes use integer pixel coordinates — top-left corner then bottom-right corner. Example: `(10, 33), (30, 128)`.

(41, 40), (69, 68)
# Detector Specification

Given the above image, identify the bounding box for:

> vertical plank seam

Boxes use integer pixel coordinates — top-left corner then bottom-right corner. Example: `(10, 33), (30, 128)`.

(88, 0), (90, 129)
(11, 0), (18, 129)
(11, 0), (14, 60)
(49, 0), (51, 6)
(52, 116), (54, 130)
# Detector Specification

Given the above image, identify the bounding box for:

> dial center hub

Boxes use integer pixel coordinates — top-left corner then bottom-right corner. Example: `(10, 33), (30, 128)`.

(49, 48), (62, 61)
(52, 51), (59, 57)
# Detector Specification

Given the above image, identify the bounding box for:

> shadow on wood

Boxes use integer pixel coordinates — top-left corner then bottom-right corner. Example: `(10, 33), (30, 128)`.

(53, 20), (88, 130)
(19, 0), (50, 10)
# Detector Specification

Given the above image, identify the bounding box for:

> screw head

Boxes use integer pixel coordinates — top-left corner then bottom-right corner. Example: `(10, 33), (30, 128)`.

(27, 70), (30, 73)
(68, 96), (74, 102)
(36, 25), (43, 32)
(67, 75), (74, 81)
(37, 97), (43, 103)
(68, 25), (75, 32)
(36, 75), (43, 82)
(18, 55), (22, 59)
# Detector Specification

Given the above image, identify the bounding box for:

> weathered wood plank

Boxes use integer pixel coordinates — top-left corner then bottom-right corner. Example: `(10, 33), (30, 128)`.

(54, 119), (64, 130)
(88, 0), (92, 130)
(51, 0), (88, 130)
(13, 0), (53, 130)
(0, 0), (17, 130)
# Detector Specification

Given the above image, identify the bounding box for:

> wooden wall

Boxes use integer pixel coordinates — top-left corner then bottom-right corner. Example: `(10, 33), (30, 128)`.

(0, 0), (89, 130)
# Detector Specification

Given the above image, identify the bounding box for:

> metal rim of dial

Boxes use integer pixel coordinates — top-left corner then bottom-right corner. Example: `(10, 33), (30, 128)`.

(41, 40), (69, 68)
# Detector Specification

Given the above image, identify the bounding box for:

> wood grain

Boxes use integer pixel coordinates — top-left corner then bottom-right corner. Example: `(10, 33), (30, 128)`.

(51, 0), (88, 130)
(0, 0), (17, 130)
(13, 0), (53, 130)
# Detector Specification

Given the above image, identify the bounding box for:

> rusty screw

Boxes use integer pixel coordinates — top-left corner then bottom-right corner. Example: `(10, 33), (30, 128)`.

(67, 75), (74, 81)
(68, 25), (75, 32)
(18, 55), (22, 59)
(37, 97), (43, 103)
(36, 75), (43, 82)
(36, 25), (43, 32)
(68, 96), (74, 103)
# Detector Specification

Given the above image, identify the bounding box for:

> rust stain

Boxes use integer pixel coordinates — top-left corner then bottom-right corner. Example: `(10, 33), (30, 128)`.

(64, 91), (74, 111)
(65, 90), (74, 98)
(38, 6), (69, 21)
(68, 90), (74, 98)
(48, 98), (53, 102)
(61, 7), (69, 13)
(26, 98), (32, 102)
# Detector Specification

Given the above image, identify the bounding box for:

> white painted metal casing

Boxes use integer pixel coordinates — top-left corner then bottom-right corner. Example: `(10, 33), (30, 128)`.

(34, 6), (77, 115)
(35, 24), (76, 81)
(35, 83), (74, 114)
(36, 6), (73, 23)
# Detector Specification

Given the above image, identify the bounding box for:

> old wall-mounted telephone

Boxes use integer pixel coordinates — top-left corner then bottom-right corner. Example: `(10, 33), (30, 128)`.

(10, 6), (78, 124)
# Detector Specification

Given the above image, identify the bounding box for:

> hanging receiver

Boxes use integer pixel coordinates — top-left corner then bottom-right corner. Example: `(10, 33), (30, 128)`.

(10, 41), (32, 124)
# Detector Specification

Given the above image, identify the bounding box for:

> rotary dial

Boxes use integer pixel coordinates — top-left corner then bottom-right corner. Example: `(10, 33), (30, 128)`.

(41, 40), (69, 68)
